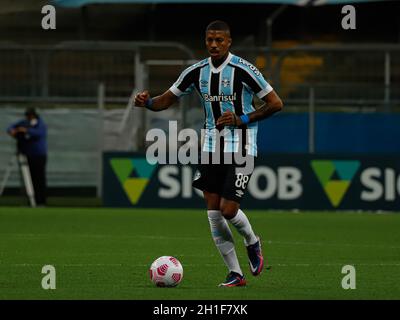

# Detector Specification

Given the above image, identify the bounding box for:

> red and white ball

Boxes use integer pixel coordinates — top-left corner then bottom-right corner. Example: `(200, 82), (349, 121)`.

(149, 256), (183, 287)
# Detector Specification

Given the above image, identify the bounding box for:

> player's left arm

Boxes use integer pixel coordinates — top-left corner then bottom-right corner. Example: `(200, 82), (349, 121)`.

(216, 91), (282, 126)
(217, 62), (283, 127)
(245, 90), (283, 123)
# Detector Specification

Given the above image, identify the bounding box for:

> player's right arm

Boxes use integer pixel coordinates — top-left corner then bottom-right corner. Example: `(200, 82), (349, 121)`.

(134, 89), (178, 111)
(134, 62), (201, 111)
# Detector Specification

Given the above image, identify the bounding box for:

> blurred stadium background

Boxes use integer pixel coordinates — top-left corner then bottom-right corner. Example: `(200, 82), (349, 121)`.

(0, 0), (399, 208)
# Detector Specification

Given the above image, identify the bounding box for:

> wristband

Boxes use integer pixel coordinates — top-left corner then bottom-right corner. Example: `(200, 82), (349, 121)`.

(240, 114), (250, 125)
(145, 98), (154, 110)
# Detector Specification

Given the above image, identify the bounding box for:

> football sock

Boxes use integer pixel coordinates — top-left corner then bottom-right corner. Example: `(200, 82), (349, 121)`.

(207, 210), (243, 276)
(228, 209), (258, 246)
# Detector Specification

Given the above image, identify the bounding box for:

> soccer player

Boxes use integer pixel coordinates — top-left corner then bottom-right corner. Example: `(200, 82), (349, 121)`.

(134, 20), (283, 287)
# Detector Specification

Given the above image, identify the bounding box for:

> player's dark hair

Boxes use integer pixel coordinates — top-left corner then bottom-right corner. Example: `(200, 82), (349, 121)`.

(206, 20), (231, 35)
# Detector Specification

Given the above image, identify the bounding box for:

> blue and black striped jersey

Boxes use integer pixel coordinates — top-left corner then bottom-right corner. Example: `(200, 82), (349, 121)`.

(169, 52), (273, 156)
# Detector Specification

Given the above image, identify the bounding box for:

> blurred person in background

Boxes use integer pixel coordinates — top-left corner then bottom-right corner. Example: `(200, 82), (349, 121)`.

(6, 107), (48, 206)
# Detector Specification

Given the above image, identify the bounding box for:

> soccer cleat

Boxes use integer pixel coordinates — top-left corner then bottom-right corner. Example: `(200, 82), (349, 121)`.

(218, 271), (247, 287)
(246, 236), (264, 276)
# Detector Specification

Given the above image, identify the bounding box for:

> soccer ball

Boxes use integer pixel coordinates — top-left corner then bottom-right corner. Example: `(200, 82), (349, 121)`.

(149, 256), (183, 287)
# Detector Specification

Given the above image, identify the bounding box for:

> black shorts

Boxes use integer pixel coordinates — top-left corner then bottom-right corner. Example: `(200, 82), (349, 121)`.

(192, 156), (255, 203)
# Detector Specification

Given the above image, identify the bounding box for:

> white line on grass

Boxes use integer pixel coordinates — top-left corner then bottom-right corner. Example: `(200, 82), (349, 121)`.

(0, 233), (200, 241)
(267, 240), (400, 250)
(2, 234), (400, 249)
(6, 262), (400, 267)
(273, 263), (400, 267)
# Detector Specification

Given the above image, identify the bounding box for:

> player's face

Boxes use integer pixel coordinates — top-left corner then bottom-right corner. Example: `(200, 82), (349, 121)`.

(205, 30), (232, 60)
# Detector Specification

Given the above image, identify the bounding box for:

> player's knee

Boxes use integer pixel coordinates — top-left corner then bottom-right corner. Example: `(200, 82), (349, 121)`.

(204, 192), (220, 210)
(219, 203), (238, 219)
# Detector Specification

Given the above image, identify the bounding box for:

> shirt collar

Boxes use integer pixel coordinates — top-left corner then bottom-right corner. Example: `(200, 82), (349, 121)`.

(208, 52), (233, 73)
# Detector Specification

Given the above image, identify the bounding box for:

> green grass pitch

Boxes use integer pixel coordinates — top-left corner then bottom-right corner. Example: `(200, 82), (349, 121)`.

(1, 207), (400, 299)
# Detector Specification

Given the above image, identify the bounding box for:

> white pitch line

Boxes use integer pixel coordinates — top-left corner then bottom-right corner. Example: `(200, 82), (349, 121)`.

(2, 234), (400, 250)
(266, 240), (400, 250)
(5, 262), (400, 268)
(273, 263), (400, 267)
(0, 234), (201, 241)
(11, 263), (125, 267)
(7, 263), (220, 268)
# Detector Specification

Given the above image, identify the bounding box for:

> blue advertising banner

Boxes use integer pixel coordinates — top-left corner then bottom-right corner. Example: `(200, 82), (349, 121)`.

(103, 152), (400, 211)
(257, 113), (400, 154)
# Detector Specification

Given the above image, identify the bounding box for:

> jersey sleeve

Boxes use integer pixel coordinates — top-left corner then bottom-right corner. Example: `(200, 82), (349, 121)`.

(237, 60), (273, 99)
(169, 65), (197, 97)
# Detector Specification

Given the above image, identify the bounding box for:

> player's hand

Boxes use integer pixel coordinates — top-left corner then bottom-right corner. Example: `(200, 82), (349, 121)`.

(134, 90), (150, 107)
(216, 111), (242, 127)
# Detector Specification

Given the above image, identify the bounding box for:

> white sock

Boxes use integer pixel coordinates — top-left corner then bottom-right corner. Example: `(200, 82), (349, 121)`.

(229, 209), (258, 246)
(207, 210), (243, 276)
